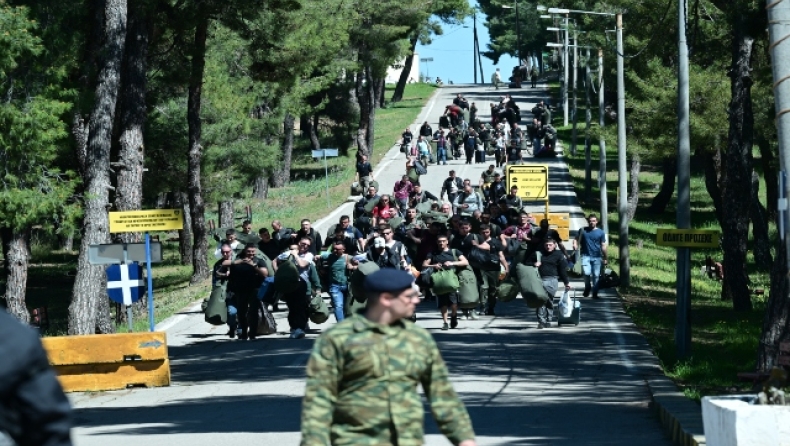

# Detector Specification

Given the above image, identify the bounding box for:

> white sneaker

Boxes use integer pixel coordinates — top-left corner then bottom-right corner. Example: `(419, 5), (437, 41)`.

(291, 328), (305, 339)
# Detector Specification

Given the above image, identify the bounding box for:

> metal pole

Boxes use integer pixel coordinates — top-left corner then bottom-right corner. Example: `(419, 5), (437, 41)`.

(767, 0), (790, 269)
(571, 26), (579, 154)
(473, 13), (478, 84)
(126, 306), (133, 332)
(616, 12), (629, 285)
(145, 232), (155, 332)
(515, 1), (521, 67)
(324, 152), (330, 209)
(598, 48), (609, 241)
(563, 14), (569, 126)
(584, 47), (592, 202)
(676, 0), (692, 359)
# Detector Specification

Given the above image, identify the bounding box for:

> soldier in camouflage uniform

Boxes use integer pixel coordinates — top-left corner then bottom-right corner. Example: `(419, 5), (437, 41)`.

(301, 269), (476, 446)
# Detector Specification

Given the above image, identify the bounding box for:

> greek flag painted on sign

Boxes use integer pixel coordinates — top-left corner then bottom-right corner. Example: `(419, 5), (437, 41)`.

(106, 263), (145, 305)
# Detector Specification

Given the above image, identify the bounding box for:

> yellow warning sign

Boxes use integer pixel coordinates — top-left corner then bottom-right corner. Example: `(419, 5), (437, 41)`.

(655, 229), (720, 248)
(506, 164), (549, 200)
(109, 209), (184, 233)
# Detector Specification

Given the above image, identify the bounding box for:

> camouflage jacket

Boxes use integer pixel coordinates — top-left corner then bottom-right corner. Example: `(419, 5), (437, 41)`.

(300, 314), (475, 446)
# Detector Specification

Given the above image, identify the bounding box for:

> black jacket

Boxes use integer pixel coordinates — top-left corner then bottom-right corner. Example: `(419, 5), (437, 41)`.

(0, 311), (73, 446)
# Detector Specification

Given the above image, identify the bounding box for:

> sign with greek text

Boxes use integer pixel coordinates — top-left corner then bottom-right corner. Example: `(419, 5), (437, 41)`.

(655, 229), (720, 248)
(109, 209), (184, 233)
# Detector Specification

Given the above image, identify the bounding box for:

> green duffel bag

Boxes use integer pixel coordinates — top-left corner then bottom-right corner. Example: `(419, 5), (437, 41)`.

(388, 216), (404, 230)
(350, 261), (380, 303)
(364, 196), (381, 214)
(431, 268), (459, 295)
(497, 276), (520, 303)
(515, 263), (549, 308)
(407, 167), (420, 183)
(415, 201), (433, 216)
(457, 266), (479, 309)
(309, 294), (330, 324)
(274, 255), (300, 293)
(204, 285), (228, 325)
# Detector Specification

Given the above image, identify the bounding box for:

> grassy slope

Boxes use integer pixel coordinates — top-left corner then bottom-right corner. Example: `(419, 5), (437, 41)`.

(29, 83), (437, 335)
(555, 111), (769, 400)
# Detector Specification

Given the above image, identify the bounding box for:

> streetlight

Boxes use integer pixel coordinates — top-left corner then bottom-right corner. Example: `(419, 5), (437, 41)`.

(540, 6), (629, 286)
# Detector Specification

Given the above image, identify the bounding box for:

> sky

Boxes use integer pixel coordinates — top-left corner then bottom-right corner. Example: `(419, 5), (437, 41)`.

(415, 1), (519, 85)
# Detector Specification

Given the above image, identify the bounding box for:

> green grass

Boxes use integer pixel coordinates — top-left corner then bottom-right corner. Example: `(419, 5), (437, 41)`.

(557, 117), (770, 400)
(24, 82), (436, 336)
(204, 82), (437, 230)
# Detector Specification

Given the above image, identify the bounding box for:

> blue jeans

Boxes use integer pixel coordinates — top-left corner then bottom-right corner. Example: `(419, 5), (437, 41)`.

(437, 146), (447, 163)
(226, 294), (238, 331)
(582, 255), (603, 291)
(329, 284), (349, 322)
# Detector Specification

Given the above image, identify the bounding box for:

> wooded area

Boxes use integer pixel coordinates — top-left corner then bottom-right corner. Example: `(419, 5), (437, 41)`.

(0, 0), (467, 333)
(478, 0), (788, 372)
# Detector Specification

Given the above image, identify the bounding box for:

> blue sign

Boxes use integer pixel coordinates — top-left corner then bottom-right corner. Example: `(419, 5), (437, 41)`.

(106, 263), (145, 305)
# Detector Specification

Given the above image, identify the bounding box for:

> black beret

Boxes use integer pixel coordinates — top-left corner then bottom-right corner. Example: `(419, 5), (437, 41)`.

(364, 269), (414, 293)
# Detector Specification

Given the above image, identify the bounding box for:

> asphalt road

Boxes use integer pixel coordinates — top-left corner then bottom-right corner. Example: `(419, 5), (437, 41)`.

(69, 83), (672, 446)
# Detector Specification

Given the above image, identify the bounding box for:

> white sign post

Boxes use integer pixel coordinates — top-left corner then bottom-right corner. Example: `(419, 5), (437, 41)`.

(312, 148), (339, 209)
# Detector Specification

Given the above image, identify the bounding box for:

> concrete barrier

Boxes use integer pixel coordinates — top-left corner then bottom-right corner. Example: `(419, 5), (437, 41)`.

(42, 332), (170, 392)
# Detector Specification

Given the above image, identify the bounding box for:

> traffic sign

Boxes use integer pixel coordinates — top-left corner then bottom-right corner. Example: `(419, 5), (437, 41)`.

(106, 263), (145, 306)
(109, 209), (184, 233)
(656, 229), (720, 248)
(506, 164), (549, 200)
(311, 148), (338, 158)
(89, 243), (163, 265)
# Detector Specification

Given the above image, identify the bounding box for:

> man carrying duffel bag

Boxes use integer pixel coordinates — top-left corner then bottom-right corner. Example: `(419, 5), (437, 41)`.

(526, 237), (571, 328)
(276, 239), (322, 339)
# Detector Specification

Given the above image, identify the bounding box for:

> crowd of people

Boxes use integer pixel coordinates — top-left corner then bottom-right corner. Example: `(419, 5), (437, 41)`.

(207, 90), (607, 339)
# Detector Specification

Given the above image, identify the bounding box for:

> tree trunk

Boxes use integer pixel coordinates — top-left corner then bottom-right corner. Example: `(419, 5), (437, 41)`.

(376, 77), (386, 109)
(721, 26), (754, 311)
(219, 201), (234, 228)
(115, 1), (149, 244)
(4, 228), (30, 323)
(758, 246), (790, 372)
(700, 145), (724, 227)
(68, 0), (127, 335)
(391, 33), (418, 103)
(253, 174), (269, 199)
(173, 192), (192, 266)
(366, 71), (378, 148)
(272, 113), (294, 187)
(61, 233), (74, 252)
(756, 136), (778, 221)
(187, 15), (210, 284)
(305, 114), (320, 150)
(647, 157), (677, 214)
(626, 154), (640, 224)
(750, 171), (772, 271)
(355, 70), (372, 157)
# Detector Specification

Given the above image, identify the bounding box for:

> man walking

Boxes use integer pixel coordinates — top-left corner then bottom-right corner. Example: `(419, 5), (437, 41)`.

(573, 214), (608, 298)
(300, 269), (476, 446)
(355, 154), (374, 191)
(320, 241), (355, 322)
(530, 237), (571, 328)
(441, 170), (464, 208)
(225, 243), (269, 340)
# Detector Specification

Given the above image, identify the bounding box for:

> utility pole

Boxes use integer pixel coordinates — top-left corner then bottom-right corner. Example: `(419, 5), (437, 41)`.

(515, 1), (522, 66)
(584, 47), (592, 203)
(598, 48), (609, 241)
(473, 12), (479, 84)
(563, 14), (569, 126)
(616, 12), (630, 285)
(676, 0), (692, 359)
(571, 26), (579, 155)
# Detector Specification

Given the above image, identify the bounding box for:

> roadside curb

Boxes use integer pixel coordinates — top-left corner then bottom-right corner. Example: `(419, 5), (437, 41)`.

(647, 375), (706, 446)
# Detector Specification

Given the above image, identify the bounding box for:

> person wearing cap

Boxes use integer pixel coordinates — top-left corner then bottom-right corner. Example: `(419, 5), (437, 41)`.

(0, 311), (74, 446)
(301, 269), (476, 446)
(365, 237), (400, 269)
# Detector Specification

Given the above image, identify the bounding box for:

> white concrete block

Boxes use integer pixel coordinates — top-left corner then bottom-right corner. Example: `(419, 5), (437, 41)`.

(702, 395), (790, 446)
